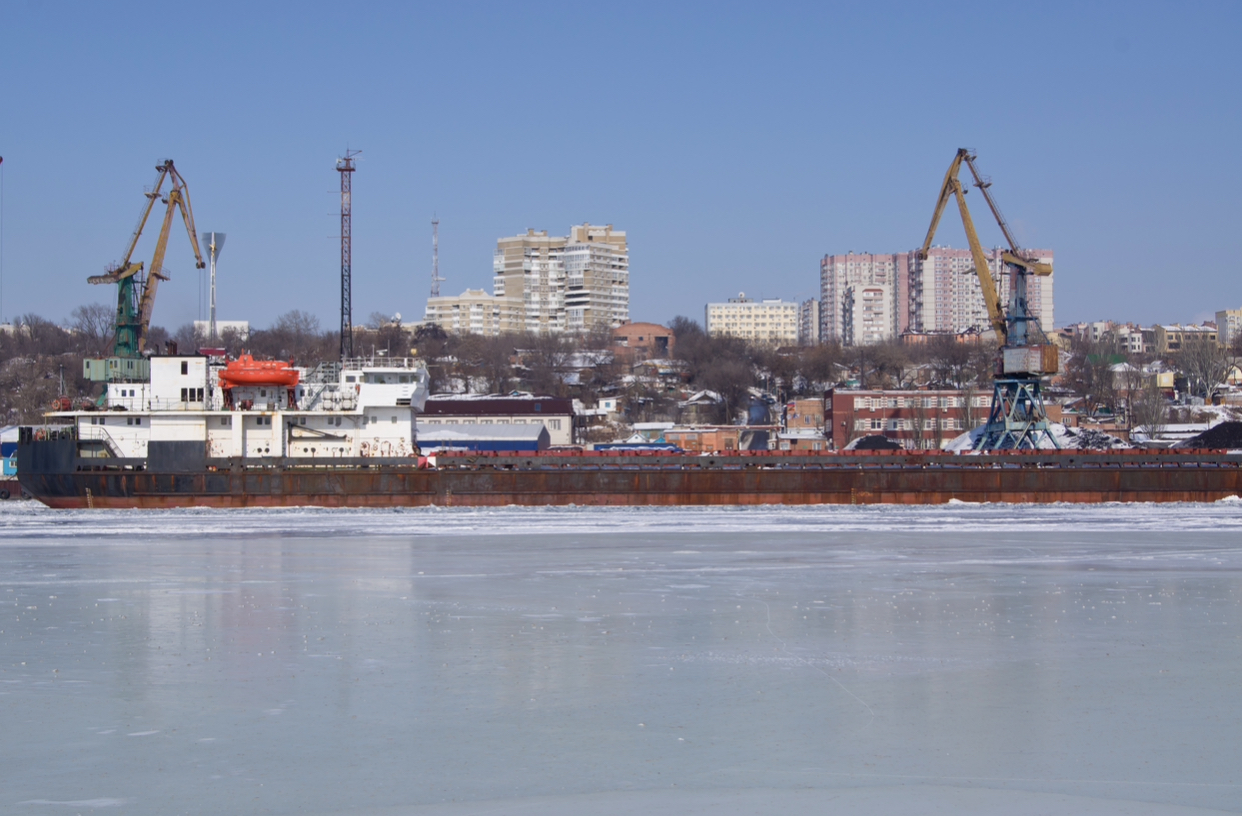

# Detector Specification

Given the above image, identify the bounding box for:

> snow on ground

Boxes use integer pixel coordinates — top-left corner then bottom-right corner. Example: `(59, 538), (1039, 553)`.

(946, 421), (1129, 451)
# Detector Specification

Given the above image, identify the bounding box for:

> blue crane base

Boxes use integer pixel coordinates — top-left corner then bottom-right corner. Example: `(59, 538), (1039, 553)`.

(977, 377), (1059, 451)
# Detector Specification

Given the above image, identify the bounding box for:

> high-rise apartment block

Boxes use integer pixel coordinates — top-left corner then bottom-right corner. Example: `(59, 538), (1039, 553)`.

(798, 298), (820, 346)
(705, 295), (800, 345)
(842, 283), (893, 346)
(492, 223), (628, 335)
(818, 253), (903, 344)
(819, 247), (1054, 344)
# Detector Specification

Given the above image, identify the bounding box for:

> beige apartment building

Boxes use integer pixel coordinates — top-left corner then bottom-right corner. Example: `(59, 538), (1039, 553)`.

(423, 289), (524, 336)
(705, 295), (799, 345)
(492, 223), (629, 335)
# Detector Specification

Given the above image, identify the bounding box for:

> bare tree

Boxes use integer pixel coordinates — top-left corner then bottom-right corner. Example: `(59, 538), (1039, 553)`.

(1130, 376), (1169, 443)
(1177, 336), (1229, 400)
(71, 303), (116, 357)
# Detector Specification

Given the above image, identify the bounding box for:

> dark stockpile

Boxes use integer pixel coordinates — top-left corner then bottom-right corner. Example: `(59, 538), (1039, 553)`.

(1178, 421), (1242, 449)
(848, 434), (904, 451)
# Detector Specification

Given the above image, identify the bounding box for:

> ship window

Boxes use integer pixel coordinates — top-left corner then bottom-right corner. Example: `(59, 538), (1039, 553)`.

(399, 375), (409, 383)
(99, 417), (105, 425)
(220, 417), (231, 427)
(181, 361), (188, 375)
(181, 388), (188, 402)
(127, 417), (133, 425)
(391, 416), (397, 424)
(260, 389), (267, 397)
(134, 417), (141, 426)
(346, 375), (357, 383)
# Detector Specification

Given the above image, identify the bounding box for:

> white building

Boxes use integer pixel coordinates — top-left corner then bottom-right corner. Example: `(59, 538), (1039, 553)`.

(705, 295), (799, 345)
(819, 252), (900, 343)
(424, 289), (524, 336)
(1216, 308), (1242, 349)
(842, 283), (892, 346)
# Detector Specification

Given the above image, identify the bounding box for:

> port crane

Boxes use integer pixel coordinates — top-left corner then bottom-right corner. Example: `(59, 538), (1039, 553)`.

(918, 148), (1058, 449)
(88, 160), (205, 359)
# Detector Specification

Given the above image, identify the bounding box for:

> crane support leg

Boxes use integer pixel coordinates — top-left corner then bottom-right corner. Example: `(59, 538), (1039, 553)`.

(979, 378), (1058, 450)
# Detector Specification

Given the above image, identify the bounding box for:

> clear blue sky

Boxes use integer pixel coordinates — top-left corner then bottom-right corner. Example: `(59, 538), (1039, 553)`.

(1, 1), (1239, 333)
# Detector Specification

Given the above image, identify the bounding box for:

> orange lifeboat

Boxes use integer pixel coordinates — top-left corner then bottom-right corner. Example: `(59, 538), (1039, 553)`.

(218, 354), (300, 389)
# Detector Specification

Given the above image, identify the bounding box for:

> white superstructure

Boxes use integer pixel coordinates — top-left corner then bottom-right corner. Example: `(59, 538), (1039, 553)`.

(67, 355), (430, 462)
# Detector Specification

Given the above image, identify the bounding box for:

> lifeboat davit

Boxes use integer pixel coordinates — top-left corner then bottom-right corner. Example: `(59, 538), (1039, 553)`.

(218, 354), (300, 389)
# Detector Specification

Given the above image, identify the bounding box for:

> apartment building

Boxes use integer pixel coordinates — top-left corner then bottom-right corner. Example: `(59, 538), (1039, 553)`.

(819, 252), (903, 343)
(824, 388), (993, 450)
(1216, 308), (1242, 349)
(798, 299), (820, 346)
(905, 247), (1054, 336)
(1154, 324), (1218, 354)
(819, 246), (1054, 345)
(491, 223), (628, 335)
(842, 283), (892, 346)
(705, 295), (800, 345)
(423, 289), (524, 336)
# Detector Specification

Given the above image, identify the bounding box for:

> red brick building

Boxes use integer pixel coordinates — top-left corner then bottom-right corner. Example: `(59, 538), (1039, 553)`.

(824, 388), (993, 450)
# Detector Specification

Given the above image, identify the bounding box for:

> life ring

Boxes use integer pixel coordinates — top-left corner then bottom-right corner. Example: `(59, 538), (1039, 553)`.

(360, 441), (370, 456)
(34, 429), (46, 442)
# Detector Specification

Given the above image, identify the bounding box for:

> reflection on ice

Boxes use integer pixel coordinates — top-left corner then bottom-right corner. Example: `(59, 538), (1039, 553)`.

(0, 503), (1239, 814)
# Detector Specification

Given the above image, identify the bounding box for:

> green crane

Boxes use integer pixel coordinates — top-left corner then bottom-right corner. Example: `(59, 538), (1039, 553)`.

(88, 160), (205, 360)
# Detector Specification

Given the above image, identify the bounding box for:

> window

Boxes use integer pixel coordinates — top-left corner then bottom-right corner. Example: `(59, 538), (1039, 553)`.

(550, 419), (562, 430)
(180, 388), (188, 402)
(181, 361), (188, 375)
(391, 416), (397, 424)
(220, 417), (231, 427)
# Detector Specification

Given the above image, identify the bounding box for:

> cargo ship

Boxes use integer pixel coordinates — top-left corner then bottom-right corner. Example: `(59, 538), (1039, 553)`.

(15, 352), (1242, 508)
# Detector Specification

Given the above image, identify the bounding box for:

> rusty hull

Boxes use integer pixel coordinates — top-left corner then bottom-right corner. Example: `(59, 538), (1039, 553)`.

(20, 449), (1242, 508)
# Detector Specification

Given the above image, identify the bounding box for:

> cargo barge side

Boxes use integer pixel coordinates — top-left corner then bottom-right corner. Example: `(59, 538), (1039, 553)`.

(18, 440), (1242, 508)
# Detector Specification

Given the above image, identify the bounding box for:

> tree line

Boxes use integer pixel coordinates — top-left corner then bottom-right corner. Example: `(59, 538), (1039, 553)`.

(0, 304), (1235, 428)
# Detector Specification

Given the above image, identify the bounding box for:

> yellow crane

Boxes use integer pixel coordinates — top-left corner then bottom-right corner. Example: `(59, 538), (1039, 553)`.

(918, 148), (1058, 449)
(88, 160), (205, 358)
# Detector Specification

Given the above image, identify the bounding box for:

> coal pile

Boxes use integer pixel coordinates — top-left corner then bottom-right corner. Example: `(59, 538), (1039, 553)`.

(848, 434), (904, 451)
(1073, 428), (1128, 450)
(1178, 421), (1242, 449)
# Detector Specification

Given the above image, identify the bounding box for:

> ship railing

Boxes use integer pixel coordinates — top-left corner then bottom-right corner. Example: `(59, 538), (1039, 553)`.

(341, 356), (425, 371)
(301, 361), (342, 385)
(76, 425), (125, 458)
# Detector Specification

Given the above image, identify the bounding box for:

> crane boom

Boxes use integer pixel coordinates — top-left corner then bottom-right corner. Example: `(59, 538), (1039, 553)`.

(918, 149), (1007, 341)
(88, 160), (205, 358)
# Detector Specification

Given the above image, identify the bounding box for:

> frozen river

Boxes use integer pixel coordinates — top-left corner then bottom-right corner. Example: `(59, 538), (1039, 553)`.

(2, 503), (1241, 814)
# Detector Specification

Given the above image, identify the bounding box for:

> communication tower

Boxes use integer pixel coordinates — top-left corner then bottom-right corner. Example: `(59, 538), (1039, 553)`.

(200, 232), (225, 343)
(337, 149), (360, 361)
(431, 216), (444, 298)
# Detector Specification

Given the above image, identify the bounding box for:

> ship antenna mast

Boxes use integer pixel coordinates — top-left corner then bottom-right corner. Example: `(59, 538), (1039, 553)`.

(337, 149), (360, 361)
(431, 215), (444, 298)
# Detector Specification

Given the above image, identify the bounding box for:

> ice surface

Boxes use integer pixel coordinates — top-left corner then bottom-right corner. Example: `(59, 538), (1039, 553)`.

(1, 502), (1240, 814)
